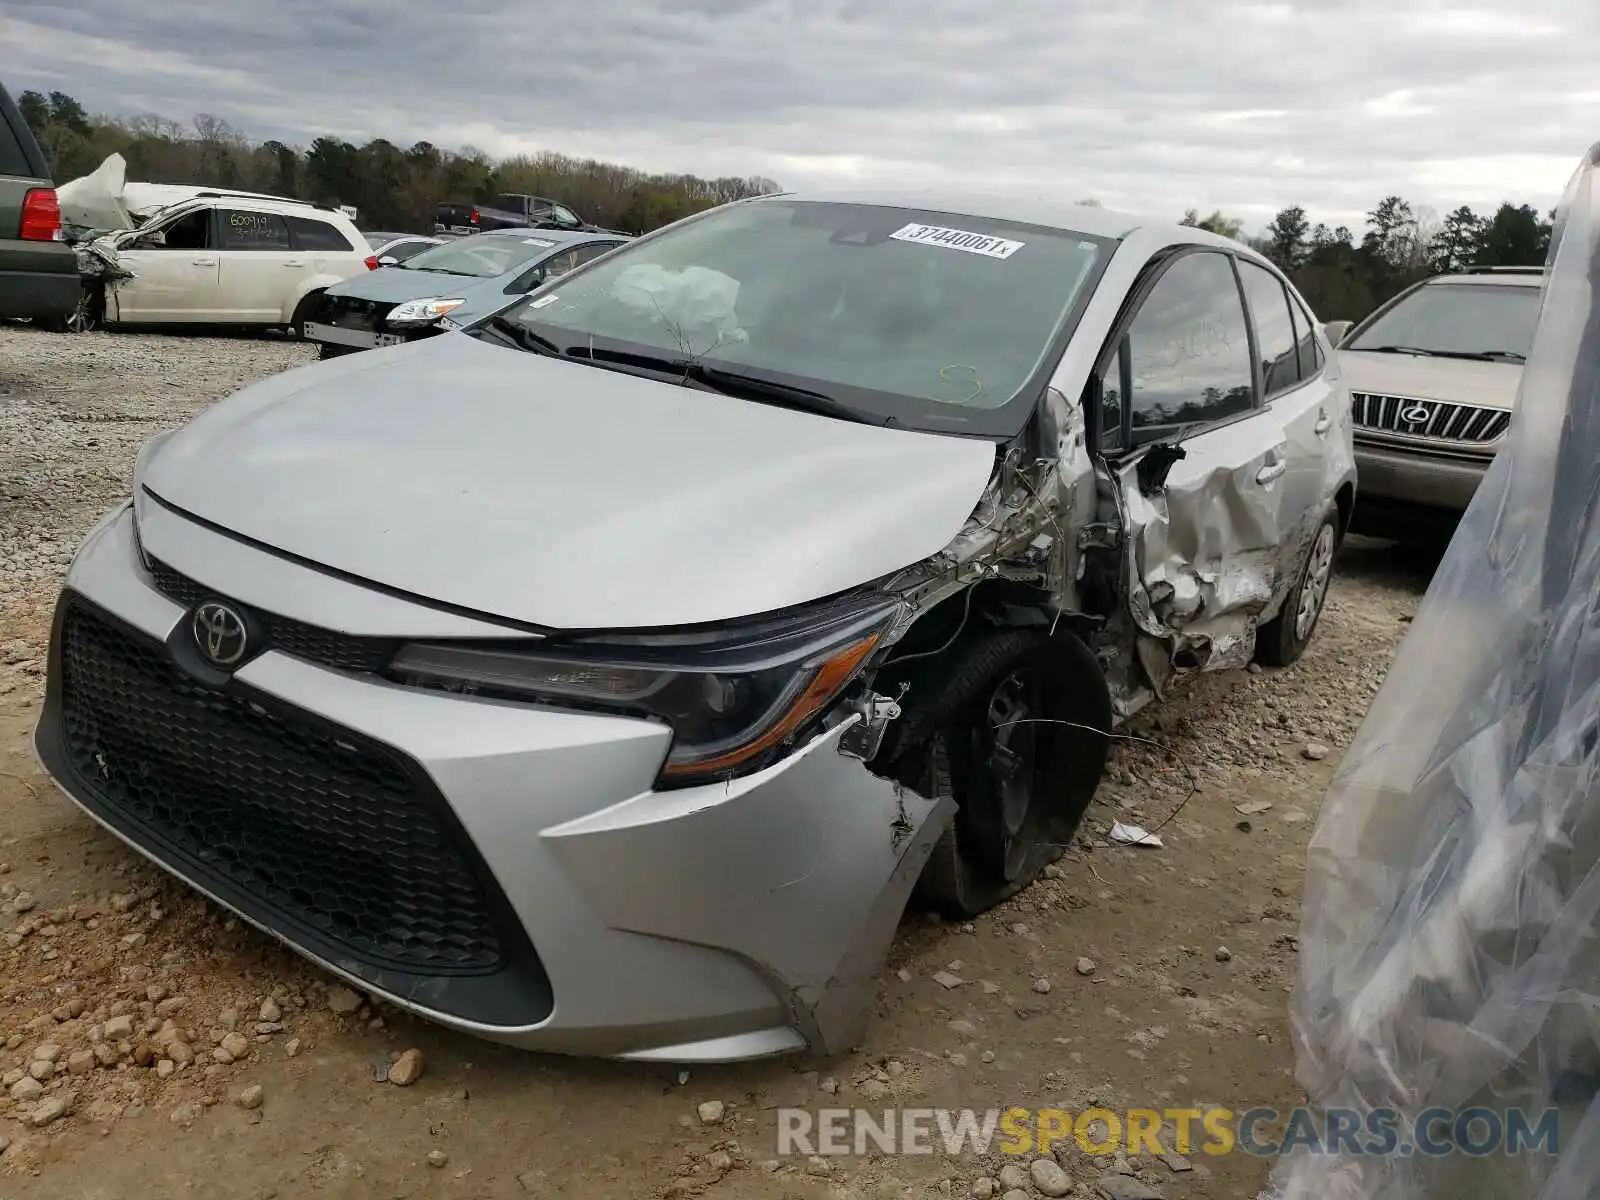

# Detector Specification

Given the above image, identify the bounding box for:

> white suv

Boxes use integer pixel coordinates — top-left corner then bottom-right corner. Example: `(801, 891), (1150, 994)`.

(90, 193), (373, 332)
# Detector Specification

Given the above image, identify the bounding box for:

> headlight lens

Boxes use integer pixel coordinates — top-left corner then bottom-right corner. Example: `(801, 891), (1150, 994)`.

(387, 297), (465, 326)
(388, 599), (899, 786)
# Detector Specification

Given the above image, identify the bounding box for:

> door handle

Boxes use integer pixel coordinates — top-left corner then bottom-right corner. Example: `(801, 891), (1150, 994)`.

(282, 260), (305, 267)
(191, 258), (217, 266)
(1256, 458), (1287, 484)
(1314, 410), (1332, 435)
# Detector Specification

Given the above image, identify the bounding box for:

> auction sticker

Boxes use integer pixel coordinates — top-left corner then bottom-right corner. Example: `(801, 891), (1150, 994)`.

(523, 237), (556, 247)
(890, 223), (1025, 259)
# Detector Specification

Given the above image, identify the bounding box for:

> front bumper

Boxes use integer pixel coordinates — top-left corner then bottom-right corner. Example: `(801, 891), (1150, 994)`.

(1352, 439), (1494, 511)
(301, 320), (407, 350)
(32, 503), (951, 1061)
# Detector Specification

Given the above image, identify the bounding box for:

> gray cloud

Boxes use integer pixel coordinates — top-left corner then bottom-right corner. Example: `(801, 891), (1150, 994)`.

(4, 0), (1596, 230)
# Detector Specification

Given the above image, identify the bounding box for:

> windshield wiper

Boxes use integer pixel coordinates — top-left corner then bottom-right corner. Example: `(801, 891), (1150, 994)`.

(687, 364), (879, 425)
(569, 347), (874, 422)
(1367, 345), (1440, 357)
(1364, 345), (1528, 363)
(483, 314), (561, 356)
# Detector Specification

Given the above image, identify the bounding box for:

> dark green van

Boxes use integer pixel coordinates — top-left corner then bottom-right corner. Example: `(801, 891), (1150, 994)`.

(0, 82), (78, 323)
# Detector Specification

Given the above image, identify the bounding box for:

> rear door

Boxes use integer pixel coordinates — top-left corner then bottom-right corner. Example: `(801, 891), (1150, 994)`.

(1098, 247), (1289, 687)
(215, 206), (295, 321)
(108, 207), (221, 322)
(1234, 256), (1339, 593)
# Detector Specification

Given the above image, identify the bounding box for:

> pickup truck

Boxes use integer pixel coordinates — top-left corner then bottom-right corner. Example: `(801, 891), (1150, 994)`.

(435, 194), (600, 235)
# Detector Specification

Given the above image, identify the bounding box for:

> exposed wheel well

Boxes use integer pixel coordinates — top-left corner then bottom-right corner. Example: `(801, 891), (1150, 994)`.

(1334, 482), (1355, 539)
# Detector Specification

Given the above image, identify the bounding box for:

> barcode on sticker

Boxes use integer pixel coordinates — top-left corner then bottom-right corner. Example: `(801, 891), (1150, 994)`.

(890, 223), (1025, 259)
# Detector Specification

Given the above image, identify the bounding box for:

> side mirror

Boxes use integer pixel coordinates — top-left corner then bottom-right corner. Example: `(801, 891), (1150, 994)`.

(378, 255), (398, 266)
(1322, 320), (1352, 346)
(139, 230), (167, 248)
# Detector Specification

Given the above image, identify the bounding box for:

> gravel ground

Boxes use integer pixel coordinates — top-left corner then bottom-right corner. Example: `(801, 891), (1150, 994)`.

(0, 323), (1433, 1199)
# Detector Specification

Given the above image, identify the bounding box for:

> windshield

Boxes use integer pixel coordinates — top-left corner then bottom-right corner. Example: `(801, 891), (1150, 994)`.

(400, 234), (560, 278)
(491, 199), (1112, 433)
(1346, 280), (1542, 359)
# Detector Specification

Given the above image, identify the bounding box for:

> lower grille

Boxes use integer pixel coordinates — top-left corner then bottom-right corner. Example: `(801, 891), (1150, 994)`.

(1350, 391), (1511, 444)
(58, 599), (505, 974)
(146, 557), (395, 674)
(314, 295), (395, 332)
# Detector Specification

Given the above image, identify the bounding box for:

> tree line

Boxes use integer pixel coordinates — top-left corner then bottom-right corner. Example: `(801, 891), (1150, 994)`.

(18, 90), (782, 237)
(1182, 198), (1554, 321)
(20, 89), (1556, 321)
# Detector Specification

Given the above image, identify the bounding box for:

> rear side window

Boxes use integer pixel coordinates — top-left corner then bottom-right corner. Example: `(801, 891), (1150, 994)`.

(1237, 259), (1304, 398)
(385, 239), (436, 263)
(0, 114), (30, 177)
(1287, 291), (1323, 378)
(287, 215), (356, 252)
(220, 209), (291, 250)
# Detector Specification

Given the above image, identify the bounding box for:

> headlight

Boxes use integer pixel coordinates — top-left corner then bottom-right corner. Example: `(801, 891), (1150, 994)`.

(388, 597), (901, 787)
(386, 297), (465, 326)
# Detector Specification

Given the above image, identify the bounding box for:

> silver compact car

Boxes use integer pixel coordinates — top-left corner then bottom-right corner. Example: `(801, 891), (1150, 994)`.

(34, 193), (1355, 1063)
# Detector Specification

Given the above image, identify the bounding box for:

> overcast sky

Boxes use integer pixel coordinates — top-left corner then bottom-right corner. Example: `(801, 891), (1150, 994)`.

(5, 0), (1596, 233)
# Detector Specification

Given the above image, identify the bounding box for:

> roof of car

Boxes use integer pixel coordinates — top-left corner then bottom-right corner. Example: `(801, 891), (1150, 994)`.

(456, 227), (620, 246)
(157, 192), (360, 226)
(757, 189), (1180, 241)
(1431, 268), (1546, 287)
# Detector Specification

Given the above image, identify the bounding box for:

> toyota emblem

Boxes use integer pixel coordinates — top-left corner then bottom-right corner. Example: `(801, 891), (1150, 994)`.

(192, 601), (249, 667)
(1399, 402), (1434, 426)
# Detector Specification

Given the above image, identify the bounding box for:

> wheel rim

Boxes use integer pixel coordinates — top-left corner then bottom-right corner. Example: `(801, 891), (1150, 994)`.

(1295, 522), (1336, 642)
(962, 667), (1041, 882)
(66, 294), (97, 333)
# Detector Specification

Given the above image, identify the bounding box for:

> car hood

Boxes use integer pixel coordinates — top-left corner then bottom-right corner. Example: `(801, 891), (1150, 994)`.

(1336, 349), (1524, 411)
(325, 268), (490, 305)
(140, 333), (999, 630)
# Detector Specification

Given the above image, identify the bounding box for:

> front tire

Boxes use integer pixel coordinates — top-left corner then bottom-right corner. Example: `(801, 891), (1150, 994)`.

(289, 290), (325, 339)
(1255, 509), (1339, 667)
(877, 629), (1112, 919)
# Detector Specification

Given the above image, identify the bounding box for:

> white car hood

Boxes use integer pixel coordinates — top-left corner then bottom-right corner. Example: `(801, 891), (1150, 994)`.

(1337, 349), (1524, 411)
(140, 334), (999, 630)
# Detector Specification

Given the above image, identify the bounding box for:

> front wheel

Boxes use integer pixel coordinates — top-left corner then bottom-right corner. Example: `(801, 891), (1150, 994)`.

(1255, 509), (1339, 667)
(879, 629), (1112, 919)
(289, 290), (325, 339)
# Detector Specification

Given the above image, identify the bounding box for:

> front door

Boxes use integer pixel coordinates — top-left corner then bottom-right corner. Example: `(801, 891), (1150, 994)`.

(1098, 247), (1289, 693)
(108, 208), (220, 323)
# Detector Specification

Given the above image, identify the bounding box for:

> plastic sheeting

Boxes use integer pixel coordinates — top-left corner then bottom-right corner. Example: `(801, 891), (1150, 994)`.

(1270, 142), (1600, 1199)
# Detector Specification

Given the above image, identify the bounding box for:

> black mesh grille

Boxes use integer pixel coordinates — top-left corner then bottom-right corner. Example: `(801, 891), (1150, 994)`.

(314, 294), (395, 332)
(146, 557), (395, 674)
(59, 600), (506, 974)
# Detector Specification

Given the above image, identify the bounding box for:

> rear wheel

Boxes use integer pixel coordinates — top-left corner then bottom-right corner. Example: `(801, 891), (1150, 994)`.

(878, 628), (1112, 918)
(1255, 508), (1339, 667)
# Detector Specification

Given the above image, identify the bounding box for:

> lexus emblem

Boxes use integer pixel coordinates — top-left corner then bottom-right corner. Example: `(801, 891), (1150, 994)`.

(1399, 402), (1434, 426)
(192, 601), (249, 667)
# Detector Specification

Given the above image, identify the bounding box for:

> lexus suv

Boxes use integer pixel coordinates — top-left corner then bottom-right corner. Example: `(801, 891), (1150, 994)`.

(1336, 266), (1542, 543)
(0, 81), (78, 324)
(33, 193), (1354, 1063)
